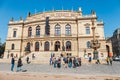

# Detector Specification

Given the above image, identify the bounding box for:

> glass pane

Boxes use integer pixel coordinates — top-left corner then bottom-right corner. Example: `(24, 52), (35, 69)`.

(13, 31), (16, 37)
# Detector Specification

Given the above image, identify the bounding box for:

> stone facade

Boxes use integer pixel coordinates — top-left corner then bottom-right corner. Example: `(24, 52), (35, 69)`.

(110, 28), (120, 56)
(4, 9), (112, 60)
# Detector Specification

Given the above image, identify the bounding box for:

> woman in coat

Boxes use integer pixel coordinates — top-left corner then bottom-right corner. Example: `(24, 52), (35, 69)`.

(17, 58), (23, 72)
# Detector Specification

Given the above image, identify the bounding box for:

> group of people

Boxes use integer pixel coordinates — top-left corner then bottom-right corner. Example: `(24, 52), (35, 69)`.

(11, 56), (23, 72)
(50, 54), (82, 68)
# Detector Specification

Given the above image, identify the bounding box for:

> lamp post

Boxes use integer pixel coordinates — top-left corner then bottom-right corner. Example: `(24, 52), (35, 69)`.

(7, 50), (10, 58)
(62, 39), (65, 56)
(90, 19), (100, 60)
(84, 49), (86, 58)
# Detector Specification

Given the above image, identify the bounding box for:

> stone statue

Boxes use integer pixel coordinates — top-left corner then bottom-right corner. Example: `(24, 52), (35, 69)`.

(78, 7), (82, 12)
(10, 17), (14, 21)
(28, 12), (31, 17)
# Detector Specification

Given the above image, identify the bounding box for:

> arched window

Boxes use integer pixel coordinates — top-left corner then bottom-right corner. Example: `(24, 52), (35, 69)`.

(28, 27), (32, 37)
(54, 41), (60, 51)
(11, 44), (14, 50)
(35, 42), (39, 51)
(36, 26), (40, 36)
(44, 41), (49, 51)
(86, 26), (90, 34)
(66, 41), (71, 51)
(55, 24), (61, 35)
(27, 42), (31, 51)
(87, 41), (91, 48)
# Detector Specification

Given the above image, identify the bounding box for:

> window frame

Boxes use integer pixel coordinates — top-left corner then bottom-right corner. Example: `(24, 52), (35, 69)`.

(44, 41), (49, 51)
(66, 41), (71, 51)
(35, 42), (39, 51)
(28, 27), (32, 37)
(36, 26), (40, 36)
(87, 41), (91, 48)
(65, 24), (71, 35)
(86, 26), (90, 34)
(55, 24), (61, 36)
(13, 31), (17, 37)
(11, 44), (15, 50)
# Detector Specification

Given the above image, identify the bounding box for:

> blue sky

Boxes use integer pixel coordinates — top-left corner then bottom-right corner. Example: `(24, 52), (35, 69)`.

(0, 0), (120, 43)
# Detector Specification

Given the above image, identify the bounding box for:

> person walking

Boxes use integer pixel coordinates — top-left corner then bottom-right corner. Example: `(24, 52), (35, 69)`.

(77, 57), (81, 66)
(68, 57), (72, 68)
(49, 57), (53, 65)
(11, 56), (15, 71)
(73, 57), (76, 68)
(57, 57), (61, 68)
(26, 56), (30, 64)
(109, 57), (113, 66)
(96, 56), (100, 64)
(63, 57), (68, 68)
(106, 57), (109, 65)
(88, 56), (92, 63)
(17, 58), (23, 72)
(53, 57), (57, 68)
(76, 57), (79, 67)
(32, 53), (35, 60)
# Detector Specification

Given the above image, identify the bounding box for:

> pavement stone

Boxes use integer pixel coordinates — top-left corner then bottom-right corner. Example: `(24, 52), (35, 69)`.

(0, 61), (120, 76)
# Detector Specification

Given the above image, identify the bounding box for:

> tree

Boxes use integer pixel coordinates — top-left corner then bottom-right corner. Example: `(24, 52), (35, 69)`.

(0, 42), (5, 58)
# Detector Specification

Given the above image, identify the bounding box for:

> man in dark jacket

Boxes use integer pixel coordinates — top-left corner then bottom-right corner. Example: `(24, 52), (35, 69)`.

(11, 57), (15, 71)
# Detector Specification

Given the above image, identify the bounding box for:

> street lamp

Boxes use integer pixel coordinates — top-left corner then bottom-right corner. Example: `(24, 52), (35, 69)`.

(90, 19), (100, 60)
(7, 50), (10, 58)
(62, 39), (65, 51)
(84, 49), (86, 58)
(62, 39), (65, 56)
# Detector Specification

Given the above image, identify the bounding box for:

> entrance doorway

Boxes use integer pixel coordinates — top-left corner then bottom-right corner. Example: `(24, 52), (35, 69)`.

(106, 45), (110, 57)
(55, 41), (60, 51)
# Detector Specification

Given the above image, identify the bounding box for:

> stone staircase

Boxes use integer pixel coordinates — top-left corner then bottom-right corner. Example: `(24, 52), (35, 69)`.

(0, 52), (107, 64)
(22, 52), (62, 64)
(0, 58), (11, 63)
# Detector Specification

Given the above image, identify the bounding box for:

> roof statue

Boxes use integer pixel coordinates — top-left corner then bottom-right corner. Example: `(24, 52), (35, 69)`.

(91, 10), (96, 15)
(10, 17), (14, 21)
(28, 12), (31, 17)
(20, 16), (23, 20)
(78, 7), (82, 12)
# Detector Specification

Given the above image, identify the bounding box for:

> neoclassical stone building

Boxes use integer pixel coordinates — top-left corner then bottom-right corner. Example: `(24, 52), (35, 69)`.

(4, 8), (112, 59)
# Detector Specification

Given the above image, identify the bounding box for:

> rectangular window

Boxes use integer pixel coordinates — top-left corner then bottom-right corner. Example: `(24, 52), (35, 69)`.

(13, 31), (16, 37)
(86, 27), (90, 34)
(55, 29), (60, 35)
(66, 30), (71, 35)
(36, 31), (40, 36)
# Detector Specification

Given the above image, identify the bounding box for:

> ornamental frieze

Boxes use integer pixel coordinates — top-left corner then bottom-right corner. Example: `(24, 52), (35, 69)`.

(40, 12), (78, 19)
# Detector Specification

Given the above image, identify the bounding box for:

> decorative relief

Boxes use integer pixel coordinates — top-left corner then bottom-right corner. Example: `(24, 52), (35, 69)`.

(50, 21), (75, 24)
(13, 28), (17, 30)
(39, 12), (78, 19)
(84, 23), (90, 26)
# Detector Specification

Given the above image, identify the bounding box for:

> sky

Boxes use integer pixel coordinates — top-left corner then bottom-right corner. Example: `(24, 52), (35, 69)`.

(0, 0), (120, 43)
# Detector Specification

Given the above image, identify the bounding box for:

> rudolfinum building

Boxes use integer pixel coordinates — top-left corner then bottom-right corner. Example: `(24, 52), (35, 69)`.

(4, 8), (112, 62)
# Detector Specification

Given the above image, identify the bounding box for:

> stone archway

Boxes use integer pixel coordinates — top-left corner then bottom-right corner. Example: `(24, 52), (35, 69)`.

(54, 41), (60, 51)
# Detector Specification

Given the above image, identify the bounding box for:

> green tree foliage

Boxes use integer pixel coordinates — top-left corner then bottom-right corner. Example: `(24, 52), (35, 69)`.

(0, 42), (5, 57)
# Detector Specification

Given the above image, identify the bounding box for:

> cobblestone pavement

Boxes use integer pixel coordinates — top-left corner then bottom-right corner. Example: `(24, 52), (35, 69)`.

(0, 61), (120, 76)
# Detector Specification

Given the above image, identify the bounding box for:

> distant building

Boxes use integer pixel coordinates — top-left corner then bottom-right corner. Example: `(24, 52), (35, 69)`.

(4, 8), (112, 61)
(111, 28), (120, 56)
